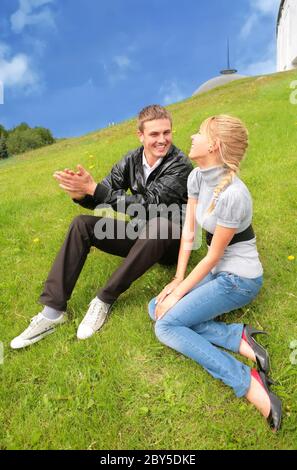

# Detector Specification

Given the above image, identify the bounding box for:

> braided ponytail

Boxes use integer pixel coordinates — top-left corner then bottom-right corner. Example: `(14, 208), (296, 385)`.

(202, 115), (249, 213)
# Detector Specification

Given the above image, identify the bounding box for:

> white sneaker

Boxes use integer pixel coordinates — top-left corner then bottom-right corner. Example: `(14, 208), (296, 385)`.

(10, 312), (67, 349)
(77, 297), (111, 340)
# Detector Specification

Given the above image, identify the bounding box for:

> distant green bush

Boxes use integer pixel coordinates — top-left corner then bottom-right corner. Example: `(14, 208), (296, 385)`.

(0, 135), (9, 159)
(0, 122), (55, 158)
(0, 124), (8, 138)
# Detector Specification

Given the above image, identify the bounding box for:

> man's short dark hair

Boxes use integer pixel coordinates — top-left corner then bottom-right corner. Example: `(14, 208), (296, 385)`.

(138, 105), (172, 132)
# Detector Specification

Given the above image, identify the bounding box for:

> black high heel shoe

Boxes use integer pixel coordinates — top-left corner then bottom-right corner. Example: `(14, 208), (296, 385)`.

(243, 325), (270, 374)
(257, 370), (282, 432)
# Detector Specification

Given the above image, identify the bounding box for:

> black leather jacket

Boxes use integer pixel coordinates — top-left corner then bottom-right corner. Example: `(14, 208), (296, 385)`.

(75, 144), (193, 222)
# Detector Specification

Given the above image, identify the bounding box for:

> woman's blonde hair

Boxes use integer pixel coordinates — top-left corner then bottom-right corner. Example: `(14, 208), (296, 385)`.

(201, 115), (249, 213)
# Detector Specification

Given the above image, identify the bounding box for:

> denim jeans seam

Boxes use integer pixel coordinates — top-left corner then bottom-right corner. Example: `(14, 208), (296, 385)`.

(219, 273), (252, 296)
(235, 367), (251, 398)
(212, 325), (242, 352)
(226, 273), (262, 297)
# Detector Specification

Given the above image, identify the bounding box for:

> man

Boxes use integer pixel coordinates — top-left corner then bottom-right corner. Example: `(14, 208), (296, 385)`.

(11, 105), (192, 349)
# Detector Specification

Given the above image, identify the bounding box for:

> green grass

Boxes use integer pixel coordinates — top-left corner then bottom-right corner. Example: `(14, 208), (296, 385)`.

(0, 70), (297, 450)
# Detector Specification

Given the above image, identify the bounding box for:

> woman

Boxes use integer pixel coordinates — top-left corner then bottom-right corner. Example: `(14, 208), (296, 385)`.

(148, 115), (282, 432)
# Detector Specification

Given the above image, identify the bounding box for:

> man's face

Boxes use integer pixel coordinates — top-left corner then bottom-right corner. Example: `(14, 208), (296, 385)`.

(138, 119), (172, 160)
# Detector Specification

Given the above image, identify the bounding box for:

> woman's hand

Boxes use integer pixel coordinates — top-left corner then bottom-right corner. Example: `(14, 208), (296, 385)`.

(156, 278), (183, 306)
(155, 292), (181, 320)
(53, 165), (97, 196)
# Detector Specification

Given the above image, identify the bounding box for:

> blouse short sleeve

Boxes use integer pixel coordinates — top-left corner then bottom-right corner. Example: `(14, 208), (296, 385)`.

(214, 188), (247, 229)
(187, 168), (202, 200)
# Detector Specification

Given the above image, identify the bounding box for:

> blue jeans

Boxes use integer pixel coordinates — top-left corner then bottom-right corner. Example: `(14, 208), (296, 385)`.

(148, 272), (263, 398)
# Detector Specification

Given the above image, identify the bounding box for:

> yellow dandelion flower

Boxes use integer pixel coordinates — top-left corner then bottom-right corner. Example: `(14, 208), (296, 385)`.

(33, 238), (40, 243)
(288, 255), (295, 261)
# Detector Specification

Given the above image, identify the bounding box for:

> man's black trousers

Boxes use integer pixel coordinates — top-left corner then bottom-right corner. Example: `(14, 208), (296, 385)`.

(39, 215), (181, 310)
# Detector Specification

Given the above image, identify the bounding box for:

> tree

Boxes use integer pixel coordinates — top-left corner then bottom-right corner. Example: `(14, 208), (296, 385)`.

(6, 125), (55, 156)
(34, 127), (55, 145)
(0, 124), (8, 138)
(0, 135), (9, 159)
(11, 122), (30, 132)
(7, 129), (42, 155)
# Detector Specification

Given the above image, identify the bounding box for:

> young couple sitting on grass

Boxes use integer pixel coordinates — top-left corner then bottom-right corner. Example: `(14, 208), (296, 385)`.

(11, 105), (282, 432)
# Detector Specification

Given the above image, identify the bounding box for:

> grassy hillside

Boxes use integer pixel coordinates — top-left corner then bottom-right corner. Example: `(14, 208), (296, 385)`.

(0, 70), (296, 450)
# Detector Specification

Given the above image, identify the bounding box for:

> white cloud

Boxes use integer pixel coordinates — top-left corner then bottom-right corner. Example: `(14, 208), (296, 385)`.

(238, 0), (279, 76)
(0, 42), (11, 58)
(0, 81), (3, 104)
(103, 53), (135, 85)
(113, 55), (132, 69)
(24, 37), (47, 58)
(239, 42), (276, 76)
(3, 1), (55, 94)
(240, 56), (276, 75)
(240, 13), (258, 39)
(11, 0), (55, 34)
(250, 0), (280, 15)
(240, 0), (280, 38)
(0, 43), (40, 93)
(159, 81), (186, 105)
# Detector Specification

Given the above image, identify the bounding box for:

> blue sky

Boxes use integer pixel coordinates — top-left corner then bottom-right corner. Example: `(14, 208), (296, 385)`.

(0, 0), (280, 137)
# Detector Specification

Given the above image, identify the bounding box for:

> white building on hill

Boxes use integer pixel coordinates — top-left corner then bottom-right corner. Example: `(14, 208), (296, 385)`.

(277, 0), (297, 71)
